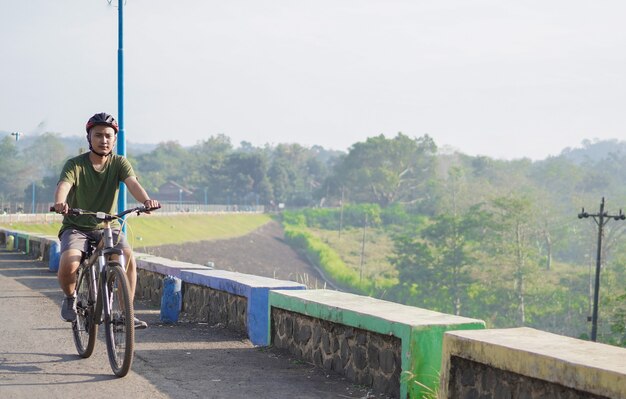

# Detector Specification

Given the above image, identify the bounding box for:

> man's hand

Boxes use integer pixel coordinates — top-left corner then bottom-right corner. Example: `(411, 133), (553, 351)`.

(53, 202), (69, 214)
(143, 199), (160, 213)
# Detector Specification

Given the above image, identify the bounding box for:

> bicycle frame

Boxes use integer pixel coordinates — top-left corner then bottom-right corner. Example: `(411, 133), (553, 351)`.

(83, 219), (127, 328)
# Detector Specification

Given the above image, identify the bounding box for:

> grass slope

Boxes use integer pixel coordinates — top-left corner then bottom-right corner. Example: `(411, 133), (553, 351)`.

(0, 213), (271, 247)
(309, 227), (398, 282)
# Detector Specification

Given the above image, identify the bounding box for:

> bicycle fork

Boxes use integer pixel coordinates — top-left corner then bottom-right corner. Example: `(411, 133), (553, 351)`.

(98, 251), (126, 321)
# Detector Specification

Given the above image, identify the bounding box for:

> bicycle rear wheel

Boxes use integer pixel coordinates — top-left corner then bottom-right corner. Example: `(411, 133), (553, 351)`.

(103, 263), (135, 377)
(72, 265), (97, 358)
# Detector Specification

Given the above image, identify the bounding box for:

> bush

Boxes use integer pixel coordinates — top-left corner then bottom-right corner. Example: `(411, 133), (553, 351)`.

(301, 208), (339, 229)
(381, 203), (408, 225)
(283, 224), (374, 294)
(342, 204), (382, 227)
(285, 203), (392, 230)
(281, 211), (307, 227)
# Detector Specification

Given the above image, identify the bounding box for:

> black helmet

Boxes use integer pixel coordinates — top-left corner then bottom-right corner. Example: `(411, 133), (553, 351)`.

(85, 112), (119, 134)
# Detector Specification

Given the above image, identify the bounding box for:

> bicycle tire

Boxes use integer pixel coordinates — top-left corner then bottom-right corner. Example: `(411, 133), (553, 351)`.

(72, 265), (97, 358)
(103, 263), (135, 377)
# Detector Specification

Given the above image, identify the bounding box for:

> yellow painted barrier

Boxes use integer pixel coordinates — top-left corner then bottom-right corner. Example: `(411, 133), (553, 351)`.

(6, 235), (14, 250)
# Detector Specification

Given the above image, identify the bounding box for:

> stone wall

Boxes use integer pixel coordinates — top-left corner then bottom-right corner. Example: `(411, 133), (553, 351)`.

(183, 283), (247, 332)
(446, 356), (609, 399)
(136, 269), (164, 307)
(137, 269), (248, 333)
(271, 308), (401, 398)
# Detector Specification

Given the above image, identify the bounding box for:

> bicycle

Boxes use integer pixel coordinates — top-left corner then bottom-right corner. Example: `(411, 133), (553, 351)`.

(51, 205), (159, 377)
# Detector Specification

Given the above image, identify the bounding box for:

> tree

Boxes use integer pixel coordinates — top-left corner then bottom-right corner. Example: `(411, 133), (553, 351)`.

(267, 143), (329, 206)
(189, 135), (234, 203)
(134, 141), (193, 193)
(487, 195), (539, 325)
(267, 158), (292, 203)
(0, 136), (25, 201)
(26, 133), (68, 179)
(334, 133), (437, 207)
(221, 152), (271, 205)
(390, 205), (487, 315)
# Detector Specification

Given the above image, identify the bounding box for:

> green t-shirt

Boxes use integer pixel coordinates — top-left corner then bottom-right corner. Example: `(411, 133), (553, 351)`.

(59, 152), (135, 233)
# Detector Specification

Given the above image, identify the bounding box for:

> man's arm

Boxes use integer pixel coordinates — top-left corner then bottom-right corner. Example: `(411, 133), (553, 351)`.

(124, 176), (160, 209)
(53, 181), (72, 214)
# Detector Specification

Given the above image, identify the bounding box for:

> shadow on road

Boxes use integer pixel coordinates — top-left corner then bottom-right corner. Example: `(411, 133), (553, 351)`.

(0, 249), (384, 399)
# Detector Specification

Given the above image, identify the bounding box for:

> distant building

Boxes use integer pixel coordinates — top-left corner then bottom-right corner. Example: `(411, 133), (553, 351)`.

(154, 181), (195, 203)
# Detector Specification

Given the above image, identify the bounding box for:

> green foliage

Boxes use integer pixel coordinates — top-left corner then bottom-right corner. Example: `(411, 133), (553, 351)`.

(333, 133), (437, 207)
(380, 203), (411, 225)
(608, 292), (626, 347)
(283, 224), (374, 294)
(389, 205), (488, 315)
(281, 211), (307, 227)
(282, 203), (415, 231)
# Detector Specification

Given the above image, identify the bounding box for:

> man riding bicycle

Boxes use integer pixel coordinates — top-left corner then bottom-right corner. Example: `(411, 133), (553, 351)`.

(53, 112), (160, 329)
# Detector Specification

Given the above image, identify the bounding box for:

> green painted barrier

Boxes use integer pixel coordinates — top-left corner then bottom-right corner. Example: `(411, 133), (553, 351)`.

(16, 233), (30, 254)
(269, 289), (485, 398)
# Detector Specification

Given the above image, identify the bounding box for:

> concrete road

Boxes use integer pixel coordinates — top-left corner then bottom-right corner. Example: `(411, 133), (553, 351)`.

(0, 249), (378, 399)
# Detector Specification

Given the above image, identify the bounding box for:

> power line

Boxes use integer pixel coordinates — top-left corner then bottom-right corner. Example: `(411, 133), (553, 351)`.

(577, 197), (625, 342)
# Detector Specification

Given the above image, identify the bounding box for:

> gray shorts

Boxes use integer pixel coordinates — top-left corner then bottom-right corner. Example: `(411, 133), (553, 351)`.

(59, 228), (130, 254)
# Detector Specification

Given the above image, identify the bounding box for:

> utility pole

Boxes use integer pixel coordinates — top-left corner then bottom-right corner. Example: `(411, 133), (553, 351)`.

(359, 214), (367, 283)
(578, 197), (625, 342)
(338, 186), (345, 240)
(31, 182), (36, 214)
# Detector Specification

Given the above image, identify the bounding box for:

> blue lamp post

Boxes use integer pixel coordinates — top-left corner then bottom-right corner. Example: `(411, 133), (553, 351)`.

(115, 0), (127, 229)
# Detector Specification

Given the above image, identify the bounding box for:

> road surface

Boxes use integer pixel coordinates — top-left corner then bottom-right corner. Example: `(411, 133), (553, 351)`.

(0, 249), (379, 399)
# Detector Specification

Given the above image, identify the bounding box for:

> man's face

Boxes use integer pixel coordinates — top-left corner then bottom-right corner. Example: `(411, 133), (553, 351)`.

(88, 125), (117, 154)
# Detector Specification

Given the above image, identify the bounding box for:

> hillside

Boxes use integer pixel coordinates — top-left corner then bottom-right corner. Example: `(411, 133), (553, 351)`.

(144, 221), (328, 288)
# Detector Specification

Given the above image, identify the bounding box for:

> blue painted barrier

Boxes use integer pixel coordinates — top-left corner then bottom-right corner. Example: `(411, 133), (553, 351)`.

(160, 275), (182, 323)
(178, 269), (306, 345)
(48, 241), (61, 272)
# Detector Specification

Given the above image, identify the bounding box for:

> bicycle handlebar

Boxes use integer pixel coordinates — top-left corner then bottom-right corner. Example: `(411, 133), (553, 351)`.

(49, 205), (161, 220)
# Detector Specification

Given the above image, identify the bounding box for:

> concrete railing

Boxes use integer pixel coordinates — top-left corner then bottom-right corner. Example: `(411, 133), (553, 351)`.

(133, 253), (306, 345)
(440, 327), (626, 399)
(2, 228), (625, 399)
(0, 206), (264, 225)
(269, 289), (485, 398)
(0, 213), (63, 224)
(0, 228), (61, 271)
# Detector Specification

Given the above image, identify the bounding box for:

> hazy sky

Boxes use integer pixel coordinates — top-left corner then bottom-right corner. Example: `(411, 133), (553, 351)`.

(2, 1), (625, 160)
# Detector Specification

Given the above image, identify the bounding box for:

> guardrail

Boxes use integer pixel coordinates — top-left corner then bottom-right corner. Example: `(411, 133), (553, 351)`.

(2, 228), (624, 399)
(0, 205), (265, 225)
(440, 327), (626, 399)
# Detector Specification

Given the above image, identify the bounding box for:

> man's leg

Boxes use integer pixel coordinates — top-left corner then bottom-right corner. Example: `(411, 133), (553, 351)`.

(112, 230), (146, 329)
(58, 249), (82, 322)
(121, 247), (147, 329)
(58, 249), (82, 296)
(122, 247), (136, 302)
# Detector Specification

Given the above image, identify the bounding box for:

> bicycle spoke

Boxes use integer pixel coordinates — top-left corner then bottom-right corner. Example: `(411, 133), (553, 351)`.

(104, 264), (134, 377)
(72, 265), (97, 358)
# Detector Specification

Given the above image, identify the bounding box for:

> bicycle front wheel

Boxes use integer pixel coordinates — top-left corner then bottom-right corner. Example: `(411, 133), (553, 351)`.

(103, 263), (135, 377)
(72, 265), (97, 358)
